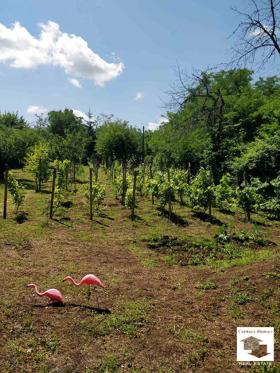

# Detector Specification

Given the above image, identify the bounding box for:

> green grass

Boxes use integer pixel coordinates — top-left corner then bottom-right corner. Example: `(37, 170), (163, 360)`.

(195, 280), (217, 290)
(81, 299), (150, 337)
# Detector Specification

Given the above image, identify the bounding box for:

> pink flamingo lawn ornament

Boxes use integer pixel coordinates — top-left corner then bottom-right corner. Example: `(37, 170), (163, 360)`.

(63, 274), (104, 301)
(27, 284), (64, 305)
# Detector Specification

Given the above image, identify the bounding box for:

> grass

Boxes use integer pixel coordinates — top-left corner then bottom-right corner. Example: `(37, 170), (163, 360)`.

(1, 167), (280, 372)
(195, 280), (217, 290)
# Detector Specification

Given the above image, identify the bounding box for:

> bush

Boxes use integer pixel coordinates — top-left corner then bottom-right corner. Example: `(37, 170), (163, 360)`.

(236, 177), (267, 220)
(214, 173), (236, 209)
(188, 168), (213, 211)
(7, 171), (25, 213)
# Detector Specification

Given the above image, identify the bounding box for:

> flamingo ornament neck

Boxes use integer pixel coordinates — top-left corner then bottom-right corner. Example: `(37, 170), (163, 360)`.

(65, 277), (82, 286)
(28, 284), (44, 296)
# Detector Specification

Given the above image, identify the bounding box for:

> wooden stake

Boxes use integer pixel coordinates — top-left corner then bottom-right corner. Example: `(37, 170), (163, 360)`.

(142, 126), (145, 162)
(49, 168), (56, 219)
(3, 164), (8, 219)
(187, 162), (191, 184)
(150, 165), (154, 204)
(90, 168), (93, 220)
(122, 163), (127, 205)
(208, 171), (212, 219)
(38, 157), (42, 192)
(131, 169), (137, 220)
(243, 172), (248, 187)
(167, 169), (172, 220)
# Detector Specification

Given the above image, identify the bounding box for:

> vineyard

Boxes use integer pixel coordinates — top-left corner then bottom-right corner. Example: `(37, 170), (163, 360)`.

(1, 157), (280, 372)
(3, 0), (280, 371)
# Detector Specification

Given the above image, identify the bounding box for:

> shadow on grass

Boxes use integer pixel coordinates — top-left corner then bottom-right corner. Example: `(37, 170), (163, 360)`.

(157, 207), (189, 227)
(250, 219), (269, 227)
(61, 201), (74, 208)
(15, 212), (28, 224)
(53, 218), (72, 227)
(32, 303), (111, 314)
(129, 214), (145, 222)
(32, 302), (65, 308)
(94, 220), (109, 227)
(68, 303), (111, 314)
(74, 179), (88, 185)
(99, 213), (114, 220)
(17, 178), (35, 189)
(192, 211), (224, 226)
(218, 208), (235, 216)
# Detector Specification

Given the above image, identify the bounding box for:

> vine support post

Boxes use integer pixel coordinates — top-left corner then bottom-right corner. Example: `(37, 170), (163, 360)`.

(131, 168), (137, 220)
(150, 165), (154, 205)
(187, 162), (191, 184)
(167, 168), (172, 220)
(38, 156), (42, 193)
(122, 161), (127, 205)
(243, 172), (248, 187)
(49, 168), (56, 219)
(89, 167), (93, 220)
(66, 169), (68, 191)
(95, 166), (98, 182)
(3, 164), (8, 219)
(208, 170), (212, 220)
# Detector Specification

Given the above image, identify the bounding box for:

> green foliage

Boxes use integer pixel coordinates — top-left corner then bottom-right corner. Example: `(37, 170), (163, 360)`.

(47, 109), (84, 138)
(85, 181), (106, 215)
(25, 142), (51, 192)
(262, 176), (280, 219)
(52, 160), (71, 211)
(214, 174), (236, 209)
(195, 281), (217, 290)
(7, 171), (25, 213)
(236, 177), (267, 220)
(171, 168), (189, 203)
(188, 168), (212, 211)
(147, 171), (176, 209)
(95, 120), (142, 164)
(125, 188), (134, 208)
(214, 224), (234, 243)
(0, 112), (28, 129)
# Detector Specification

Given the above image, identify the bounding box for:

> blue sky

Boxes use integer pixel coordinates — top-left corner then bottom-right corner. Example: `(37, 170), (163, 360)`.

(1, 0), (278, 129)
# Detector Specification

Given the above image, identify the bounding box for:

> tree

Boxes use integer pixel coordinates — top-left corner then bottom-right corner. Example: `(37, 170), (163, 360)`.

(25, 142), (51, 192)
(47, 109), (84, 138)
(0, 112), (28, 129)
(231, 0), (280, 69)
(0, 125), (38, 180)
(95, 120), (141, 204)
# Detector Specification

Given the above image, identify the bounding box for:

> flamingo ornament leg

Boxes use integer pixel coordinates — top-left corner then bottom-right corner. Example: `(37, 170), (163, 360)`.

(88, 285), (91, 301)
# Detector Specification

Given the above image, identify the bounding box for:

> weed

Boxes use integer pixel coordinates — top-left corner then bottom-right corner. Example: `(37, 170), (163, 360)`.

(81, 300), (149, 337)
(230, 292), (250, 305)
(195, 280), (217, 290)
(263, 272), (280, 279)
(230, 304), (245, 319)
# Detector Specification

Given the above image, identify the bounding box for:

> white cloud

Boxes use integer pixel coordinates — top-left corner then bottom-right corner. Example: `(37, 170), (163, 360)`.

(68, 78), (82, 88)
(0, 21), (124, 86)
(134, 92), (143, 101)
(251, 25), (271, 37)
(73, 109), (90, 122)
(27, 105), (47, 115)
(147, 117), (168, 131)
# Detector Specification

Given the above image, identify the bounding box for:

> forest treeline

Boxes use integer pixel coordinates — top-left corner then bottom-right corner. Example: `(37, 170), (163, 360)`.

(1, 69), (280, 185)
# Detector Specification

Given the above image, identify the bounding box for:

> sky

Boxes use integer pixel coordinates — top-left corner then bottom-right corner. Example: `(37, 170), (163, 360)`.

(1, 0), (279, 130)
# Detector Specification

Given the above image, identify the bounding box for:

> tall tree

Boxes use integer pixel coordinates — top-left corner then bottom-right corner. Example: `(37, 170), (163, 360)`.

(231, 0), (280, 69)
